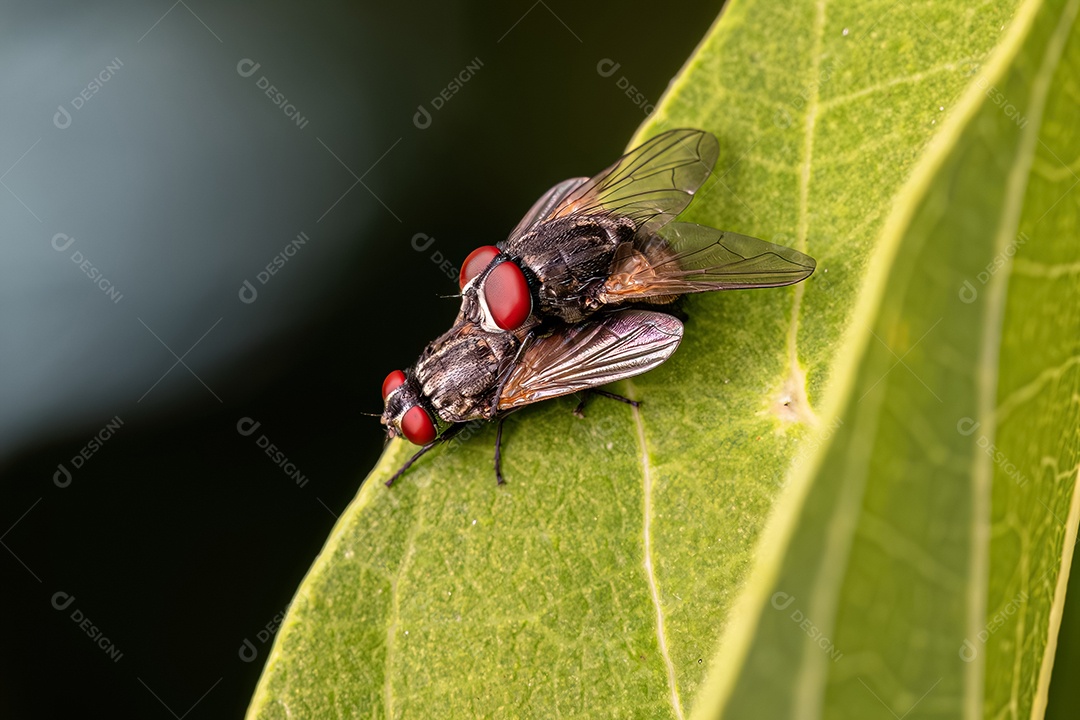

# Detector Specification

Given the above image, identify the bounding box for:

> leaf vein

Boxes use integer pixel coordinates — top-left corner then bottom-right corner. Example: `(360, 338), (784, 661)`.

(1011, 257), (1080, 278)
(384, 511), (423, 719)
(994, 354), (1080, 425)
(630, 390), (684, 720)
(967, 0), (1080, 715)
(820, 58), (980, 111)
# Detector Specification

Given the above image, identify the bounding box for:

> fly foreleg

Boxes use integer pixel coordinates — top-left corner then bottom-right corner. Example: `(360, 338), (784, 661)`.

(385, 423), (464, 487)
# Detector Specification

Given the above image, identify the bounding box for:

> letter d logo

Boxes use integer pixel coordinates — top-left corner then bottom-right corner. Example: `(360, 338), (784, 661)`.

(956, 417), (980, 436)
(236, 58), (261, 78)
(411, 232), (435, 252)
(52, 591), (76, 611)
(54, 105), (72, 129)
(239, 279), (258, 304)
(54, 463), (73, 488)
(774, 108), (793, 129)
(237, 417), (261, 436)
(596, 58), (621, 77)
(771, 591), (795, 610)
(413, 105), (432, 130)
(238, 638), (258, 662)
(52, 233), (76, 252)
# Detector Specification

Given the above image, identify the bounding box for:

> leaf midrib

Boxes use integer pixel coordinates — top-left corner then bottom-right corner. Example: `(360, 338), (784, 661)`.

(791, 5), (830, 716)
(630, 385), (685, 720)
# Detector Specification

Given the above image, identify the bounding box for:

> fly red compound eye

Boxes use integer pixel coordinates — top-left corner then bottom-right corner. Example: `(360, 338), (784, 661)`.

(401, 405), (436, 445)
(459, 245), (500, 290)
(484, 260), (532, 330)
(382, 370), (406, 400)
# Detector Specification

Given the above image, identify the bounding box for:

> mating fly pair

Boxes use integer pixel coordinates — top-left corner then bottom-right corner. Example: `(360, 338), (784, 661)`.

(379, 129), (816, 485)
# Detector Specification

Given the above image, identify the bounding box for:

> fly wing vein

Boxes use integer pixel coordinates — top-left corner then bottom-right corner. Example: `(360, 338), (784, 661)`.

(497, 310), (683, 410)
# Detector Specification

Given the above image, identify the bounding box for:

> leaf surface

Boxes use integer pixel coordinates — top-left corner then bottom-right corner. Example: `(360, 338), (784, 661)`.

(689, 0), (1080, 716)
(247, 0), (1080, 717)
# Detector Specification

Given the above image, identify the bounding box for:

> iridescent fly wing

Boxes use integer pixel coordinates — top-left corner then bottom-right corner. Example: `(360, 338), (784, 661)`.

(505, 177), (589, 242)
(598, 222), (816, 304)
(540, 129), (718, 236)
(497, 310), (683, 411)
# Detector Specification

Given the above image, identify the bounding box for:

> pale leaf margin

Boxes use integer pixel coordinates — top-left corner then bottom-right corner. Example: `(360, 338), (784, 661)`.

(683, 0), (1080, 717)
(244, 447), (408, 718)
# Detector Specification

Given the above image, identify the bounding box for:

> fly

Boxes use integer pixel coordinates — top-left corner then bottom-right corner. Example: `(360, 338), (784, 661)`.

(380, 309), (682, 485)
(379, 128), (817, 486)
(455, 128), (815, 331)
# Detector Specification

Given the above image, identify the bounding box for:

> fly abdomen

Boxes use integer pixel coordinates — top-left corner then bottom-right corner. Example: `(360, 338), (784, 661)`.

(596, 236), (681, 306)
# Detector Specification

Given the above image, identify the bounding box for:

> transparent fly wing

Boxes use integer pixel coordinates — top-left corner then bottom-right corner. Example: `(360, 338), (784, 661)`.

(547, 129), (718, 235)
(497, 310), (683, 410)
(505, 177), (589, 242)
(599, 222), (817, 302)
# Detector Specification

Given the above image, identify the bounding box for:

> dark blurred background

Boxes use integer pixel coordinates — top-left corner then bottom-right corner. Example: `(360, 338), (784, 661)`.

(3, 2), (1078, 718)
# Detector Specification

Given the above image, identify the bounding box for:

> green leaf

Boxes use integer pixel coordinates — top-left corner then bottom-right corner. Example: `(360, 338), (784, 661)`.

(247, 0), (1080, 717)
(690, 0), (1080, 717)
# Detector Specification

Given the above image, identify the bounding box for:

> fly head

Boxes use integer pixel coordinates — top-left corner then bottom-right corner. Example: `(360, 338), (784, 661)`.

(380, 369), (440, 446)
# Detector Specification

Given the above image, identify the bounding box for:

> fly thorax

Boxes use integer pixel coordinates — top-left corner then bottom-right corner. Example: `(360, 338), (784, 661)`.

(414, 323), (511, 422)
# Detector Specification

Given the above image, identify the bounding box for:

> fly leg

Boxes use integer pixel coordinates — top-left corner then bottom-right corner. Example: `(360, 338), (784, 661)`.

(573, 389), (640, 418)
(491, 329), (537, 407)
(385, 444), (437, 487)
(486, 331), (535, 487)
(493, 418), (507, 485)
(385, 424), (464, 487)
